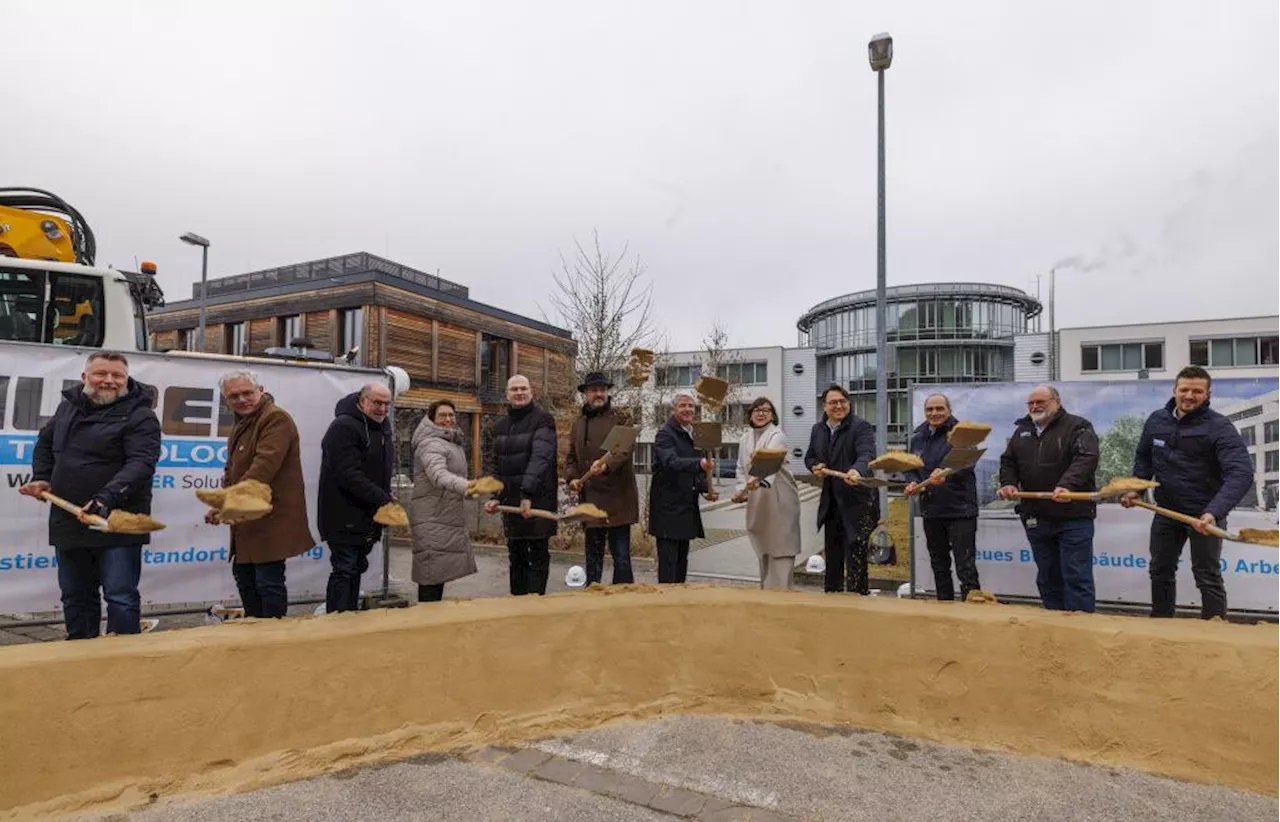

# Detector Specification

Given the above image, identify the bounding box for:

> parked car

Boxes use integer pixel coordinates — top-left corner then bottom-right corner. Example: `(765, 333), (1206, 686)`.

(716, 458), (737, 479)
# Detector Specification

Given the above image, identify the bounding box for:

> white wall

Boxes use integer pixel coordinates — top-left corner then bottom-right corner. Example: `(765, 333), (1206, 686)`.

(781, 348), (818, 474)
(1216, 391), (1280, 511)
(1057, 316), (1278, 381)
(1013, 332), (1053, 382)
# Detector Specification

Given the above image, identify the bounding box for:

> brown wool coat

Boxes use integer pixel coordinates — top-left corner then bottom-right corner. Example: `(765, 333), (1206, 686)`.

(564, 404), (639, 528)
(223, 397), (316, 564)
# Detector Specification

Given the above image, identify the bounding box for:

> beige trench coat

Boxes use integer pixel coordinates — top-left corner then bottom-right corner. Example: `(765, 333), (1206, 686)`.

(735, 424), (802, 559)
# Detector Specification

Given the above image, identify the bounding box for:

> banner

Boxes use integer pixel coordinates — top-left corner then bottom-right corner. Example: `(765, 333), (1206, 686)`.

(909, 378), (1279, 613)
(0, 347), (391, 614)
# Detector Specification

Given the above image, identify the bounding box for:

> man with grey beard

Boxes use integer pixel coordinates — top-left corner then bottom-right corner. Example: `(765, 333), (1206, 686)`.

(998, 385), (1100, 613)
(20, 352), (161, 639)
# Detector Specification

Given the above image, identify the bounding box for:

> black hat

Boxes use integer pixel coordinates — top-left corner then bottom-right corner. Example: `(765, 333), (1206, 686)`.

(577, 371), (614, 393)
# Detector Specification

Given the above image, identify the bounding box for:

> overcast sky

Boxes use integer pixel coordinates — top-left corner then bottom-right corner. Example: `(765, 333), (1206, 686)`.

(6, 1), (1277, 351)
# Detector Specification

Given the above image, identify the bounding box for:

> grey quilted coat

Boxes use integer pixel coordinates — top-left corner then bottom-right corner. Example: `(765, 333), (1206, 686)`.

(408, 416), (477, 586)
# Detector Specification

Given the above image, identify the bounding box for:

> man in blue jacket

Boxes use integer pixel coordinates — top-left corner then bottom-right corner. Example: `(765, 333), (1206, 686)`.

(20, 352), (161, 639)
(1122, 366), (1253, 619)
(319, 382), (396, 613)
(648, 391), (716, 584)
(905, 393), (980, 601)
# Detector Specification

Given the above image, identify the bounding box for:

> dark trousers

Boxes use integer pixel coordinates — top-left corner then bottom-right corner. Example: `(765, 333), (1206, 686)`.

(326, 541), (373, 613)
(232, 560), (288, 618)
(55, 544), (142, 640)
(1024, 518), (1095, 613)
(1149, 514), (1227, 619)
(921, 517), (980, 601)
(656, 538), (690, 584)
(823, 504), (878, 594)
(508, 538), (550, 596)
(585, 525), (635, 585)
(418, 584), (445, 602)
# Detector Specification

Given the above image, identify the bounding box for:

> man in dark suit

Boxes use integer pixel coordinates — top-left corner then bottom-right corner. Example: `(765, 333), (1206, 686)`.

(648, 391), (717, 583)
(804, 384), (878, 594)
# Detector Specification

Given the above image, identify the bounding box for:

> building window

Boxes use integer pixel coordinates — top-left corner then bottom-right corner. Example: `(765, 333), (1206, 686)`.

(1190, 335), (1279, 367)
(655, 365), (698, 387)
(279, 315), (302, 347)
(1265, 420), (1279, 444)
(1228, 406), (1263, 422)
(1266, 450), (1279, 473)
(338, 308), (363, 365)
(479, 334), (511, 392)
(633, 443), (652, 473)
(1239, 426), (1257, 447)
(1080, 341), (1163, 372)
(224, 322), (246, 355)
(1249, 452), (1257, 471)
(715, 361), (768, 385)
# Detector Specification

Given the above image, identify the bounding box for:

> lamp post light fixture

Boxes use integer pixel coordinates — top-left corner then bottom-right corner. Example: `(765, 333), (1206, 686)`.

(179, 232), (211, 351)
(869, 31), (892, 512)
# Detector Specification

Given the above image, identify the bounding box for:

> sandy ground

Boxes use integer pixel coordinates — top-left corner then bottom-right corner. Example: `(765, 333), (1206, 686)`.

(81, 716), (1277, 822)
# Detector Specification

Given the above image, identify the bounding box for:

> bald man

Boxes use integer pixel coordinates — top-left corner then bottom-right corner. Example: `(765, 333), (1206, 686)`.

(319, 381), (396, 613)
(483, 375), (559, 596)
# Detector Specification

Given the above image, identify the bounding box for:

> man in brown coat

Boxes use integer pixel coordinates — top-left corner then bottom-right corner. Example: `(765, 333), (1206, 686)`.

(204, 370), (316, 617)
(565, 372), (639, 585)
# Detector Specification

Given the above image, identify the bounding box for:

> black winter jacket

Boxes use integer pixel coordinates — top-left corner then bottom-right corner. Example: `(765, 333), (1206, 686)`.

(907, 417), (979, 520)
(31, 379), (161, 548)
(998, 407), (1099, 521)
(318, 392), (394, 543)
(490, 403), (559, 539)
(647, 417), (709, 541)
(803, 413), (878, 532)
(1133, 398), (1253, 521)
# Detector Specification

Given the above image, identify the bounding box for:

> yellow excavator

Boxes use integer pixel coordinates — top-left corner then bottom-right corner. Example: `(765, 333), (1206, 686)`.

(0, 187), (163, 350)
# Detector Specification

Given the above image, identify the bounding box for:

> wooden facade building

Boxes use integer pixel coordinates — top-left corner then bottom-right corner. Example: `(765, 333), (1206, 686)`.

(148, 252), (577, 474)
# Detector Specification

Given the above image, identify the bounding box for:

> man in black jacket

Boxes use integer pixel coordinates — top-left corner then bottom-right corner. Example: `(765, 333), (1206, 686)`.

(905, 393), (980, 601)
(648, 391), (717, 584)
(483, 374), (558, 595)
(1122, 366), (1253, 619)
(998, 385), (1100, 613)
(804, 384), (878, 594)
(20, 352), (161, 639)
(319, 382), (395, 613)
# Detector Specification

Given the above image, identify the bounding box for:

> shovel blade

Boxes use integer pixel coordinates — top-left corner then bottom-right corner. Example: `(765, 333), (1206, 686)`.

(942, 446), (985, 471)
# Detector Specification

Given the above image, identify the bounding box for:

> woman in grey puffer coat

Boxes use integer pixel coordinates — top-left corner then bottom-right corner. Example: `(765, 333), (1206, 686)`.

(409, 400), (477, 602)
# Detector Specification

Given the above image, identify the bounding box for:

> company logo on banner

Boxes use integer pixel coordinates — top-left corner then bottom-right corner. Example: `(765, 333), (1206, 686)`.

(909, 378), (1280, 613)
(0, 348), (391, 614)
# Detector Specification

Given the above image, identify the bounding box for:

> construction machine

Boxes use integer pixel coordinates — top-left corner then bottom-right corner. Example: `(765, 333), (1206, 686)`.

(0, 187), (164, 351)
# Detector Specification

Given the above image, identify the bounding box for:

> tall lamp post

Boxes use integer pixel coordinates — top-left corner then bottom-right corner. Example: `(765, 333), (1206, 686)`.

(180, 232), (211, 350)
(869, 32), (892, 510)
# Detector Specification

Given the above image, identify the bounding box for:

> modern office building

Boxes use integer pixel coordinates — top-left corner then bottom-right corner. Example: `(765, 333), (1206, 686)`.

(796, 282), (1042, 445)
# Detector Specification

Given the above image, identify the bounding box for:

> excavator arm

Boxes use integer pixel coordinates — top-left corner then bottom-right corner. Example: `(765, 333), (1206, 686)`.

(0, 187), (96, 264)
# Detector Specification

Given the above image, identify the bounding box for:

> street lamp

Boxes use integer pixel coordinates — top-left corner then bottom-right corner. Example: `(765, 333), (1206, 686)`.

(868, 32), (892, 509)
(180, 232), (210, 351)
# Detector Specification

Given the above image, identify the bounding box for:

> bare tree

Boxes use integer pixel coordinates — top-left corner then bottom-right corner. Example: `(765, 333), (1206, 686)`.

(699, 322), (744, 430)
(543, 230), (657, 386)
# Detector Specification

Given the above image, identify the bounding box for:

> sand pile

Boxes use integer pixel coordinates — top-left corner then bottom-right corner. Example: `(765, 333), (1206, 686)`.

(0, 587), (1274, 819)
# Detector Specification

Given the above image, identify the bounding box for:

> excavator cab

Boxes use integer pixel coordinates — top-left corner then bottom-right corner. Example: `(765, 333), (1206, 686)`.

(0, 188), (163, 351)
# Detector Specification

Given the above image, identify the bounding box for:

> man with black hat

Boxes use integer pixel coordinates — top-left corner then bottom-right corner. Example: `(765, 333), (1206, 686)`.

(565, 372), (639, 585)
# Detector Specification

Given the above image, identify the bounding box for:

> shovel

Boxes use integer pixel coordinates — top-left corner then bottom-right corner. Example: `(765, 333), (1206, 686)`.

(906, 447), (988, 496)
(1130, 500), (1279, 546)
(946, 421), (993, 449)
(694, 375), (730, 410)
(40, 491), (166, 534)
(1012, 476), (1160, 502)
(494, 503), (610, 524)
(576, 425), (637, 487)
(692, 421), (723, 500)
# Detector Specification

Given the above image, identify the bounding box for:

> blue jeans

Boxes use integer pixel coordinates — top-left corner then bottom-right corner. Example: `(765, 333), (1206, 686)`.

(232, 560), (288, 618)
(584, 525), (634, 585)
(1024, 518), (1096, 613)
(55, 545), (143, 640)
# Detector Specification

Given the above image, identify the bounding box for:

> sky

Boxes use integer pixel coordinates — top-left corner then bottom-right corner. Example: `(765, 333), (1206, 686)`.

(5, 1), (1277, 351)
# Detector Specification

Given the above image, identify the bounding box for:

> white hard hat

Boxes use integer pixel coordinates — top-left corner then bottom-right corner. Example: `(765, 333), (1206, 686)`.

(805, 554), (826, 574)
(565, 565), (587, 587)
(897, 582), (912, 599)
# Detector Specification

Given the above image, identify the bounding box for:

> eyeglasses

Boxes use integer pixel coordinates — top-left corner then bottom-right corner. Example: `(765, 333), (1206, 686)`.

(1026, 400), (1052, 408)
(225, 390), (260, 402)
(824, 399), (849, 407)
(366, 400), (392, 409)
(751, 407), (773, 414)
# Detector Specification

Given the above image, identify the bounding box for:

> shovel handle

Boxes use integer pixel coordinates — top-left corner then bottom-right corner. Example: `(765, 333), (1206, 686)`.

(40, 491), (109, 529)
(1131, 500), (1232, 540)
(1011, 491), (1098, 501)
(494, 505), (560, 521)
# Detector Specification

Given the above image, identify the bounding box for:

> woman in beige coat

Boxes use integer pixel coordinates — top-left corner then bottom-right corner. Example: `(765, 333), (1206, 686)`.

(409, 400), (477, 602)
(732, 396), (802, 590)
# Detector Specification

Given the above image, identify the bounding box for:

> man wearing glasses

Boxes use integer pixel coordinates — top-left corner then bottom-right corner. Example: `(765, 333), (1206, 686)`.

(319, 382), (397, 612)
(997, 385), (1100, 613)
(804, 384), (878, 594)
